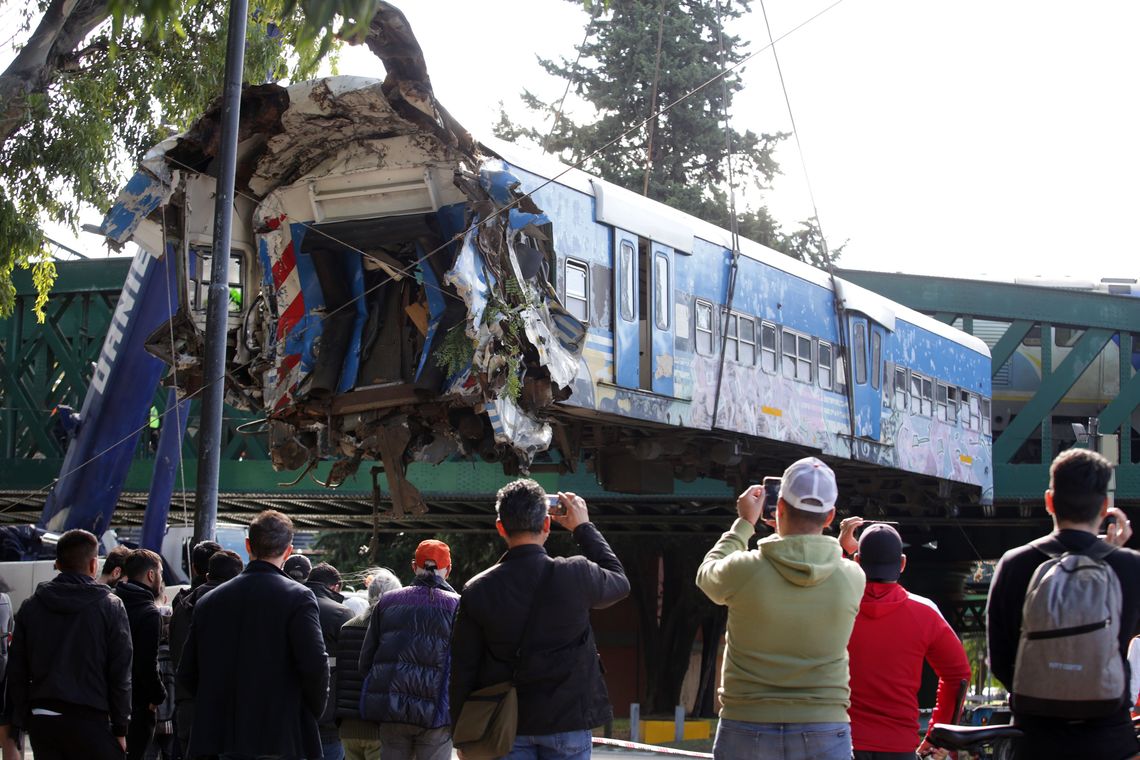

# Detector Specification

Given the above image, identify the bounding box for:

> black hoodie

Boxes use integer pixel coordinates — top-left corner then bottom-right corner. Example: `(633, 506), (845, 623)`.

(7, 572), (133, 735)
(115, 579), (167, 709)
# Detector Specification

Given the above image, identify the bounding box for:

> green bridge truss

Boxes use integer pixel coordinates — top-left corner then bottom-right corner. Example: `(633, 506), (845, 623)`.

(2, 261), (1137, 558)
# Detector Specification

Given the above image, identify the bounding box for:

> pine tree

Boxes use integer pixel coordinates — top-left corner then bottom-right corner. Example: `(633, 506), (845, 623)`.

(495, 0), (841, 265)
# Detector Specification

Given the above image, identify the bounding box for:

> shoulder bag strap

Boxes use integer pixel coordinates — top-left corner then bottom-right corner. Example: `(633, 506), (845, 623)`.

(512, 560), (556, 672)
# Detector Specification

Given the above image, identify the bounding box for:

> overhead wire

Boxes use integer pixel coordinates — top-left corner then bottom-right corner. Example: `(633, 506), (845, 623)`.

(3, 0), (850, 516)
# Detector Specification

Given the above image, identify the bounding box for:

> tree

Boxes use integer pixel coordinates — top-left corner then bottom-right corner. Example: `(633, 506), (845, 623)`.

(0, 0), (379, 321)
(494, 0), (842, 266)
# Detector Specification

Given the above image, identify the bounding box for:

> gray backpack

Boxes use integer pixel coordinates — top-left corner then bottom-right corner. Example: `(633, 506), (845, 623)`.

(1011, 537), (1125, 718)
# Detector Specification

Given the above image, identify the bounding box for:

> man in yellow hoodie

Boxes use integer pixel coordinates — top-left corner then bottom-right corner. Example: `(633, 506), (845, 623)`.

(697, 456), (865, 760)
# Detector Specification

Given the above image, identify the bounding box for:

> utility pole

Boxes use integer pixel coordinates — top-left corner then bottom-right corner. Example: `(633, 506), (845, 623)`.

(194, 0), (248, 544)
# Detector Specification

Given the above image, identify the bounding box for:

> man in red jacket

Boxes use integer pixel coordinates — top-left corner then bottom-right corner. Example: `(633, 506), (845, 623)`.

(841, 520), (971, 760)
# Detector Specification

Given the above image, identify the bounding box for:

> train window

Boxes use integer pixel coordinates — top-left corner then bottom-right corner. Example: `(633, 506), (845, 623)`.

(797, 335), (813, 384)
(724, 313), (738, 360)
(760, 322), (777, 373)
(564, 259), (589, 322)
(739, 316), (756, 365)
(653, 253), (670, 330)
(620, 241), (635, 322)
(894, 367), (907, 410)
(969, 394), (981, 431)
(695, 300), (713, 355)
(960, 390), (973, 429)
(1023, 326), (1041, 347)
(190, 246), (244, 314)
(910, 372), (933, 416)
(936, 382), (949, 421)
(853, 323), (867, 384)
(818, 341), (833, 390)
(981, 398), (992, 435)
(782, 330), (797, 380)
(947, 386), (959, 423)
(870, 332), (882, 390)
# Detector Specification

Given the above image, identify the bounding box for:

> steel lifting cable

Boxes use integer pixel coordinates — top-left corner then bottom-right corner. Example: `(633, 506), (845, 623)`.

(2, 0), (851, 513)
(756, 0), (857, 441)
(642, 0), (668, 197)
(709, 0), (745, 434)
(544, 18), (595, 155)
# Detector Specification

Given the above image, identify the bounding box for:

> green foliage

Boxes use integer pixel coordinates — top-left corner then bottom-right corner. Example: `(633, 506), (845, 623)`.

(495, 0), (840, 266)
(433, 323), (475, 378)
(0, 0), (372, 321)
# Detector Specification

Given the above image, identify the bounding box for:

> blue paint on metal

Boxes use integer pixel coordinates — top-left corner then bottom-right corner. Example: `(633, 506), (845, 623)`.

(613, 227), (639, 389)
(40, 241), (180, 534)
(849, 315), (880, 440)
(287, 223), (324, 374)
(508, 208), (551, 230)
(336, 251), (367, 394)
(99, 171), (168, 243)
(414, 242), (447, 382)
(140, 387), (191, 551)
(651, 244), (674, 397)
(479, 168), (519, 205)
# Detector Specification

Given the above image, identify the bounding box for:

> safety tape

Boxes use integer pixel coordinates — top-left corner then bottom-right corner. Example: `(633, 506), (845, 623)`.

(591, 736), (713, 757)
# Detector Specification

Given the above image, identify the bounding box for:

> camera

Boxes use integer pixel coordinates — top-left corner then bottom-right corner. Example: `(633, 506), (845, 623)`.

(546, 494), (566, 516)
(761, 476), (781, 521)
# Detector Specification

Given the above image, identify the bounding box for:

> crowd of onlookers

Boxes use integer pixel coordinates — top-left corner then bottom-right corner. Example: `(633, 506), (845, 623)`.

(0, 452), (1137, 760)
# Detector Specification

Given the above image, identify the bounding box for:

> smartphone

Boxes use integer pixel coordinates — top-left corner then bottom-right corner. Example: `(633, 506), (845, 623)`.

(761, 477), (781, 521)
(547, 494), (566, 516)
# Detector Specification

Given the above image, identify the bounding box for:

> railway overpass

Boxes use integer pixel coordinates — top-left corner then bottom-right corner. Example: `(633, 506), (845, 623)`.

(3, 260), (1138, 584)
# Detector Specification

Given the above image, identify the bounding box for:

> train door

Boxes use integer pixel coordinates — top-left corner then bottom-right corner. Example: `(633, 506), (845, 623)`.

(848, 315), (885, 440)
(613, 228), (640, 388)
(650, 244), (674, 396)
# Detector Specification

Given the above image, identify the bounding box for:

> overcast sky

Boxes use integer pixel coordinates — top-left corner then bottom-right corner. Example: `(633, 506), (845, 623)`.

(24, 1), (1140, 285)
(336, 0), (1140, 285)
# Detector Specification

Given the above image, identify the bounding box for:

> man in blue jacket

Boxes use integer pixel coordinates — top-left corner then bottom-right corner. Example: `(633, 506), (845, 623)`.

(360, 540), (459, 760)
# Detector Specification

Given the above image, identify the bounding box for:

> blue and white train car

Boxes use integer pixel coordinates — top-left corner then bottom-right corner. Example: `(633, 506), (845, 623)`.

(486, 138), (992, 505)
(100, 71), (992, 516)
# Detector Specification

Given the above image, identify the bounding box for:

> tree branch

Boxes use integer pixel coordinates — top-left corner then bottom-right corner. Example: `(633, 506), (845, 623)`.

(0, 0), (111, 146)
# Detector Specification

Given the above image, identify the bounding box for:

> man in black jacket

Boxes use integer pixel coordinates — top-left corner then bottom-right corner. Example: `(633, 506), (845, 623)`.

(171, 549), (243, 756)
(987, 448), (1140, 759)
(7, 528), (132, 759)
(115, 549), (167, 760)
(169, 540), (221, 667)
(306, 562), (354, 760)
(337, 570), (403, 760)
(450, 479), (630, 759)
(178, 510), (330, 760)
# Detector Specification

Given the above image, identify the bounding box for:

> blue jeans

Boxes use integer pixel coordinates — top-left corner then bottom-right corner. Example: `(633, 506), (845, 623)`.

(322, 738), (345, 760)
(713, 719), (852, 760)
(504, 730), (592, 760)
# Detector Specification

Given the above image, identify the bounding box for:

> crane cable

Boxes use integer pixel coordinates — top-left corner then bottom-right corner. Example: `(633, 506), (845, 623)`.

(756, 0), (858, 445)
(710, 0), (744, 434)
(642, 0), (668, 196)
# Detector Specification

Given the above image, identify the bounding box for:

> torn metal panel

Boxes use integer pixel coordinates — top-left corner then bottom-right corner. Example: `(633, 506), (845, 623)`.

(98, 163), (176, 245)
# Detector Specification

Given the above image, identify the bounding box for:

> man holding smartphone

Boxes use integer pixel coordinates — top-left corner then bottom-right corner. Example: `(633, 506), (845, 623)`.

(449, 479), (629, 760)
(697, 457), (865, 760)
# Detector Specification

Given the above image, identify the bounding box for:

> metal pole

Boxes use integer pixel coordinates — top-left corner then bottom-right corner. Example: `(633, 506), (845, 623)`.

(194, 0), (248, 544)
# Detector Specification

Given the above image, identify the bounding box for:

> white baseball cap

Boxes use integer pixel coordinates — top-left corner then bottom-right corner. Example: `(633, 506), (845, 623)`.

(779, 457), (839, 513)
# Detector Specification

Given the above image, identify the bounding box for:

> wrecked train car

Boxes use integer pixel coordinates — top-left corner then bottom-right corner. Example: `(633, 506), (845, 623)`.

(98, 10), (992, 516)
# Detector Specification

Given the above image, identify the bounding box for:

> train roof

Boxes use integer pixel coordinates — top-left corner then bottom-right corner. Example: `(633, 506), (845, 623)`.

(479, 133), (990, 358)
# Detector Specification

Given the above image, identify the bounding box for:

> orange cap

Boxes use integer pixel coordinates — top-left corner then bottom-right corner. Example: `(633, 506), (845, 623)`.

(414, 539), (452, 570)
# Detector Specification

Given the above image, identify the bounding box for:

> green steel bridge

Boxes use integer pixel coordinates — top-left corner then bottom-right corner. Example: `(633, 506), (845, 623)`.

(3, 260), (1138, 575)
